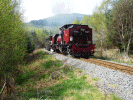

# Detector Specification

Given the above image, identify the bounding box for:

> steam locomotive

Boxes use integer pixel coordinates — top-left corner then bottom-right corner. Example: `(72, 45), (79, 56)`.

(44, 24), (95, 58)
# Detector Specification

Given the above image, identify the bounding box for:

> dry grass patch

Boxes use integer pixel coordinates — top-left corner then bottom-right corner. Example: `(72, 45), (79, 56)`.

(73, 68), (84, 79)
(94, 49), (133, 65)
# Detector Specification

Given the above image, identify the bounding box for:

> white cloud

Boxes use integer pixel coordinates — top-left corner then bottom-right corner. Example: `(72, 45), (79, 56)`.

(51, 1), (74, 15)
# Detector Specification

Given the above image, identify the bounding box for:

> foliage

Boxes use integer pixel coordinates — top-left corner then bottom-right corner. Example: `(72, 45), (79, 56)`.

(30, 19), (48, 26)
(109, 0), (133, 55)
(72, 19), (80, 24)
(25, 32), (35, 53)
(88, 12), (108, 48)
(0, 0), (27, 76)
(35, 29), (47, 44)
(30, 29), (48, 48)
(80, 15), (90, 25)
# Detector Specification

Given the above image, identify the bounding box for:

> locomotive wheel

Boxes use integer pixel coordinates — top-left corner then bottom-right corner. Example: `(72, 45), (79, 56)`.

(59, 46), (63, 53)
(55, 49), (60, 53)
(82, 53), (89, 59)
(62, 48), (67, 55)
(72, 53), (80, 58)
(67, 49), (72, 55)
(52, 47), (56, 52)
(84, 55), (89, 59)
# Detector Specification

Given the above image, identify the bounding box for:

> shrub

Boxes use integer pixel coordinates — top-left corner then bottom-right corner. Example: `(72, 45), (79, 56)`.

(0, 0), (27, 78)
(26, 32), (35, 53)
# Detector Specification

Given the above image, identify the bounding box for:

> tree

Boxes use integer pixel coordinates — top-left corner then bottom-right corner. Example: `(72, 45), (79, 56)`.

(72, 19), (80, 24)
(97, 0), (112, 13)
(26, 31), (35, 53)
(110, 0), (133, 56)
(97, 0), (114, 49)
(80, 15), (90, 25)
(0, 0), (27, 92)
(89, 13), (107, 56)
(31, 29), (47, 48)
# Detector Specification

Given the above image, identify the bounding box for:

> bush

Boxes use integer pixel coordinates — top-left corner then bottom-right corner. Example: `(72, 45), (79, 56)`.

(0, 0), (27, 77)
(26, 32), (35, 53)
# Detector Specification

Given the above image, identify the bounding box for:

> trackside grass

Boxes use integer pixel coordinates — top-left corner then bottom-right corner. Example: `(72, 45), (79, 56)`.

(94, 49), (133, 65)
(12, 49), (123, 100)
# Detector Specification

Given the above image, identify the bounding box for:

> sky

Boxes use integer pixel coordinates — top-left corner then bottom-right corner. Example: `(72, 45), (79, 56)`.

(21, 0), (104, 22)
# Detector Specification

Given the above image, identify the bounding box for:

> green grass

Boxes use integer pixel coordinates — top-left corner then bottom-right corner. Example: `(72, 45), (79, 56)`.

(20, 74), (123, 100)
(43, 59), (62, 69)
(14, 49), (123, 100)
(46, 76), (98, 99)
(22, 51), (49, 65)
(16, 71), (35, 85)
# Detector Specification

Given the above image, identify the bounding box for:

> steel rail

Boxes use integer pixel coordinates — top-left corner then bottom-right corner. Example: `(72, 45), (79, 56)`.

(80, 58), (133, 75)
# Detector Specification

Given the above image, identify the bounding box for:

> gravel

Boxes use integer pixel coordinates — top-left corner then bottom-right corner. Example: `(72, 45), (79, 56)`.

(43, 49), (133, 100)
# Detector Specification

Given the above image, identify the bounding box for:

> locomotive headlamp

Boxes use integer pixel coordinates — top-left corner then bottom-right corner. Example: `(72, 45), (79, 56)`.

(70, 36), (73, 41)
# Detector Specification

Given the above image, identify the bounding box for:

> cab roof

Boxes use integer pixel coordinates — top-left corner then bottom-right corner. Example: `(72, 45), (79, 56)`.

(60, 24), (88, 30)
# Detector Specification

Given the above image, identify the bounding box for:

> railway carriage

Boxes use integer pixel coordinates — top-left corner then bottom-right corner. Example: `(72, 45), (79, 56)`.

(45, 24), (95, 58)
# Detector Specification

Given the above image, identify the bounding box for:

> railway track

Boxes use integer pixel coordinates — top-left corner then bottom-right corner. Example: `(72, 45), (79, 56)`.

(45, 49), (133, 75)
(80, 58), (133, 75)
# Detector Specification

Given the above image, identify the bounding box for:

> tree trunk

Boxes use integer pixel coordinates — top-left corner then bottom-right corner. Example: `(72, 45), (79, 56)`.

(101, 40), (103, 57)
(126, 38), (131, 56)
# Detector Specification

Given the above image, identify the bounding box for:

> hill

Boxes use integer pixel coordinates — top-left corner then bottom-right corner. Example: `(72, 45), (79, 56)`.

(27, 13), (90, 27)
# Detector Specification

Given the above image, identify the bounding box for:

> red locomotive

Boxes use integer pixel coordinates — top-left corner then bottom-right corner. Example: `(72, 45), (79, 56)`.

(45, 24), (95, 58)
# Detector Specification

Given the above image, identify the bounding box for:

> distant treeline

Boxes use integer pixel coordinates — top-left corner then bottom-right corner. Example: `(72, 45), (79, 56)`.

(29, 13), (84, 27)
(72, 0), (133, 56)
(30, 20), (48, 26)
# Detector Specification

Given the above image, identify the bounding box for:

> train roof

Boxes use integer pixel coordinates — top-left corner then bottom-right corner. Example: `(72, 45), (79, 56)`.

(60, 24), (88, 29)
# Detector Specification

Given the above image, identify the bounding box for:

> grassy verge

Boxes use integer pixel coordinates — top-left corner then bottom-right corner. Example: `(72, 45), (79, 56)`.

(12, 49), (123, 100)
(94, 49), (133, 65)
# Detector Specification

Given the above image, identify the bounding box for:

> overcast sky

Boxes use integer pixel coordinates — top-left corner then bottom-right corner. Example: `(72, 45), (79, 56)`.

(21, 0), (103, 22)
